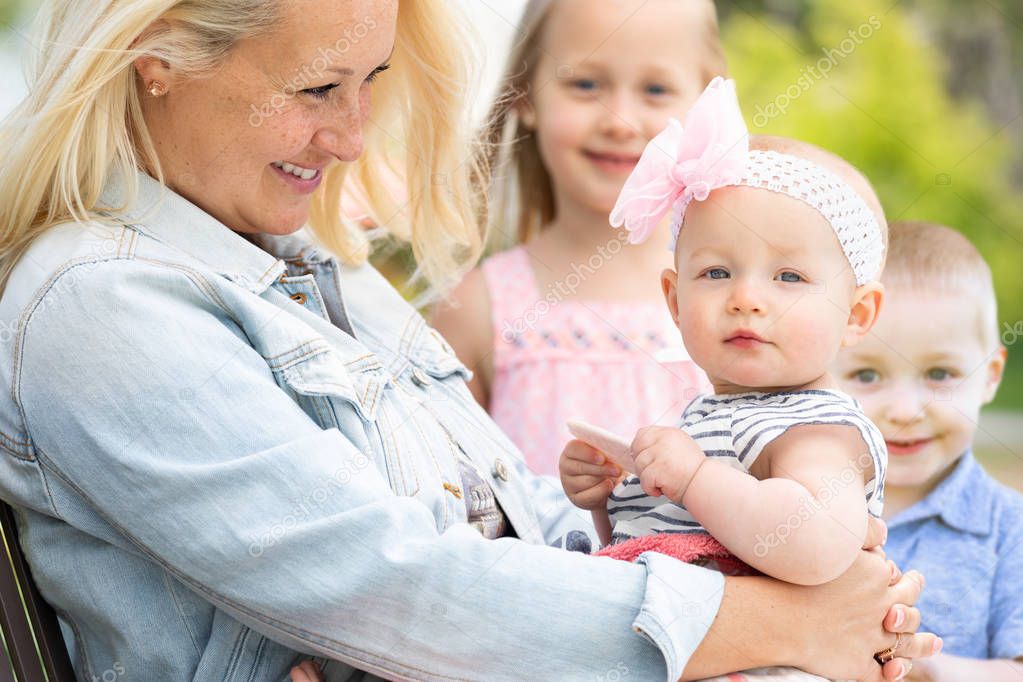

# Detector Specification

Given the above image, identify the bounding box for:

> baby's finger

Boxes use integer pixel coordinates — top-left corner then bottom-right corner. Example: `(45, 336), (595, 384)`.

(563, 439), (604, 465)
(572, 481), (616, 508)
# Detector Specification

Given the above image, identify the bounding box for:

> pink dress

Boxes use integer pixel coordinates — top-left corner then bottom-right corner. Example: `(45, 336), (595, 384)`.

(481, 246), (712, 477)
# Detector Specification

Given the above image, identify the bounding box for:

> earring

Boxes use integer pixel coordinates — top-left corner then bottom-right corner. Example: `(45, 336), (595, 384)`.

(147, 80), (167, 97)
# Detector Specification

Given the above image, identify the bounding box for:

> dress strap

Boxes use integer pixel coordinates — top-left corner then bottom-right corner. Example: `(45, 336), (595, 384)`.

(480, 247), (543, 359)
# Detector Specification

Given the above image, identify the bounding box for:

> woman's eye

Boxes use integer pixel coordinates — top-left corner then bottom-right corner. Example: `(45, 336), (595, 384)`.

(776, 271), (804, 283)
(365, 63), (390, 84)
(303, 83), (339, 99)
(852, 369), (881, 384)
(926, 368), (953, 382)
(705, 268), (729, 280)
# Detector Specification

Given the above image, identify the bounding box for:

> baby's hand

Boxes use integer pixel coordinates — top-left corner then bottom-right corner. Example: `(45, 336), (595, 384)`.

(559, 439), (623, 510)
(631, 426), (706, 504)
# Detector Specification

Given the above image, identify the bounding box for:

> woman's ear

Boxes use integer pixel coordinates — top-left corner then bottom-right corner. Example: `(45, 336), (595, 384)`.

(842, 281), (884, 348)
(982, 345), (1007, 405)
(131, 22), (174, 93)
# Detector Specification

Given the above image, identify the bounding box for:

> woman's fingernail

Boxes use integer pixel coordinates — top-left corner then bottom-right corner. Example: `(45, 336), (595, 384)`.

(893, 607), (905, 628)
(895, 661), (908, 680)
(932, 637), (943, 655)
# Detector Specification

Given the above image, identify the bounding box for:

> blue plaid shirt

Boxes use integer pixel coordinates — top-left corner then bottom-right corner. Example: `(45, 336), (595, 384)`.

(885, 451), (1023, 658)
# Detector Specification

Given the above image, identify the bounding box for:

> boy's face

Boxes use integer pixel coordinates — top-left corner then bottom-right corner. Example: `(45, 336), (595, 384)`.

(835, 288), (1006, 491)
(663, 186), (882, 394)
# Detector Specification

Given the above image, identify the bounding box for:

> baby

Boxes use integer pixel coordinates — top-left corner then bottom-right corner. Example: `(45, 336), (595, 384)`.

(561, 77), (891, 588)
(835, 221), (1022, 679)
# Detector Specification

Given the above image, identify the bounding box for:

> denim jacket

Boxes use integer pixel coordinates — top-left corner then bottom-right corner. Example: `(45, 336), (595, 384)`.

(0, 171), (723, 681)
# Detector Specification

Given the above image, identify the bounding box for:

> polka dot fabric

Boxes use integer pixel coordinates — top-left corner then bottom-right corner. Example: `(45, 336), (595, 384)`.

(481, 247), (711, 477)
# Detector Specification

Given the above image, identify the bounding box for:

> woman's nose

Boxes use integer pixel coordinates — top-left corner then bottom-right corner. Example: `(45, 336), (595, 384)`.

(313, 93), (368, 162)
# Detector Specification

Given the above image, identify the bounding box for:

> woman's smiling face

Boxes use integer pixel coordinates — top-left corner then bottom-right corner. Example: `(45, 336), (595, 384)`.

(137, 0), (397, 235)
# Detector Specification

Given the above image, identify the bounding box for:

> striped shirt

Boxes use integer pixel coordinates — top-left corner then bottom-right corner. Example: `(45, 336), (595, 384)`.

(608, 389), (887, 544)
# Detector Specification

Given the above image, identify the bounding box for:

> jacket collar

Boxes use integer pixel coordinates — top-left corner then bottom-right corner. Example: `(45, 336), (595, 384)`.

(98, 169), (287, 293)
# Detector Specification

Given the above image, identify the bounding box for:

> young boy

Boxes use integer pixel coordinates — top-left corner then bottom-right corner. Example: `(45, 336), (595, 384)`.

(836, 221), (1023, 680)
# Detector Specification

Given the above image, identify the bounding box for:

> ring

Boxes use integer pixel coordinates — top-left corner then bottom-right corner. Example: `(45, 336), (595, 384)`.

(873, 632), (904, 665)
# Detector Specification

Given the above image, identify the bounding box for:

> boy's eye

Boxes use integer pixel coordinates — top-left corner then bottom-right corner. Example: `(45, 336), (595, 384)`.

(852, 369), (881, 384)
(705, 268), (730, 280)
(302, 82), (340, 99)
(926, 368), (953, 382)
(776, 271), (804, 283)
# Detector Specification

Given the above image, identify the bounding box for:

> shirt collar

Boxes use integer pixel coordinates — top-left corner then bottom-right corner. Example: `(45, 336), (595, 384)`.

(887, 451), (993, 536)
(98, 169), (287, 293)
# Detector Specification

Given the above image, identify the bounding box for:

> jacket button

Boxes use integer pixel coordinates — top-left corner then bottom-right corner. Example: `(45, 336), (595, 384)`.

(492, 458), (509, 482)
(411, 367), (431, 387)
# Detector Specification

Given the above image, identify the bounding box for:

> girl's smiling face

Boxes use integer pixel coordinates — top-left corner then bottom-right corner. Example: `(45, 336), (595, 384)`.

(136, 0), (397, 236)
(522, 0), (720, 218)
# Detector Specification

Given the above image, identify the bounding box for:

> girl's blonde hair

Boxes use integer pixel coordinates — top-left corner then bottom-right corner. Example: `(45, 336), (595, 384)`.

(0, 0), (486, 295)
(479, 0), (727, 250)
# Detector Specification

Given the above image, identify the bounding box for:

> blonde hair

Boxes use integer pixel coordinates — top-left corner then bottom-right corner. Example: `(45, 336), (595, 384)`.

(479, 0), (727, 250)
(884, 221), (999, 350)
(0, 0), (486, 295)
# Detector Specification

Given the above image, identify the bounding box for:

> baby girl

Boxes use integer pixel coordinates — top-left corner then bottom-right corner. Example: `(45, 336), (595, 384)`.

(562, 77), (890, 592)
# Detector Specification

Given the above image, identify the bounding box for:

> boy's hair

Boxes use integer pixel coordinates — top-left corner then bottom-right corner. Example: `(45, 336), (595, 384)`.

(478, 0), (727, 250)
(884, 221), (1000, 350)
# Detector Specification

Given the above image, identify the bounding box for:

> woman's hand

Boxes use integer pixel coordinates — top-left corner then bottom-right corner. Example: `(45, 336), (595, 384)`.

(559, 439), (623, 510)
(793, 516), (941, 681)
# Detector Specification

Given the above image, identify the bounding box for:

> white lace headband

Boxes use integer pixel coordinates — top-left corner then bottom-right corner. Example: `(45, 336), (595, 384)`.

(610, 77), (885, 285)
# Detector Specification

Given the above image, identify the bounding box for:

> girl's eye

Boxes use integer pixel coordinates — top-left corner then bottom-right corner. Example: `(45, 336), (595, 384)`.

(852, 369), (881, 384)
(303, 83), (339, 99)
(926, 368), (953, 382)
(705, 268), (730, 280)
(776, 271), (804, 283)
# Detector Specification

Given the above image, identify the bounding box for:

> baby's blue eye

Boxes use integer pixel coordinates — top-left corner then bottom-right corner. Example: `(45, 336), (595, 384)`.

(645, 83), (668, 96)
(706, 268), (730, 280)
(777, 271), (804, 283)
(926, 368), (953, 381)
(852, 369), (881, 384)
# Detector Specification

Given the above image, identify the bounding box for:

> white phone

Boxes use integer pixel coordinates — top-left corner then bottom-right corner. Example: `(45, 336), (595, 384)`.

(566, 419), (637, 475)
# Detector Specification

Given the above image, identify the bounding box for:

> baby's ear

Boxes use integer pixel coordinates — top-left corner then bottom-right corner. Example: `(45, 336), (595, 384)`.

(842, 281), (884, 347)
(661, 268), (682, 329)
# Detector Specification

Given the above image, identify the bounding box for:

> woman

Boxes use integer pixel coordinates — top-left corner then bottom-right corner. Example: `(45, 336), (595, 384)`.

(0, 0), (932, 679)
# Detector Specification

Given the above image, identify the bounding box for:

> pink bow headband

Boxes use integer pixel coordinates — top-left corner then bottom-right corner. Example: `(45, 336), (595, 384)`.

(609, 77), (885, 286)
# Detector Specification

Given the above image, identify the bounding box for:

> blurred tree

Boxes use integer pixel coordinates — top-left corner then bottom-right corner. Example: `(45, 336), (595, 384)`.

(722, 0), (1023, 407)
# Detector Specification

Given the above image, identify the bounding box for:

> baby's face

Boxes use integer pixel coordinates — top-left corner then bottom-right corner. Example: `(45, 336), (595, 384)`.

(835, 288), (1005, 491)
(666, 186), (874, 393)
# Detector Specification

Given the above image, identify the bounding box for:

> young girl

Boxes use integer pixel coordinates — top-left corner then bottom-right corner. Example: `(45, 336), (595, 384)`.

(431, 0), (721, 477)
(562, 77), (922, 678)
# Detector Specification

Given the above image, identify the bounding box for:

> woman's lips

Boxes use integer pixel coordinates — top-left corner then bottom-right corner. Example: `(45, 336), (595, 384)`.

(270, 163), (322, 194)
(885, 438), (935, 456)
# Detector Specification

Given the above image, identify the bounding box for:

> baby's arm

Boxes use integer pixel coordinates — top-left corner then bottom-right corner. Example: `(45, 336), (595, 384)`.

(632, 423), (872, 585)
(683, 424), (871, 584)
